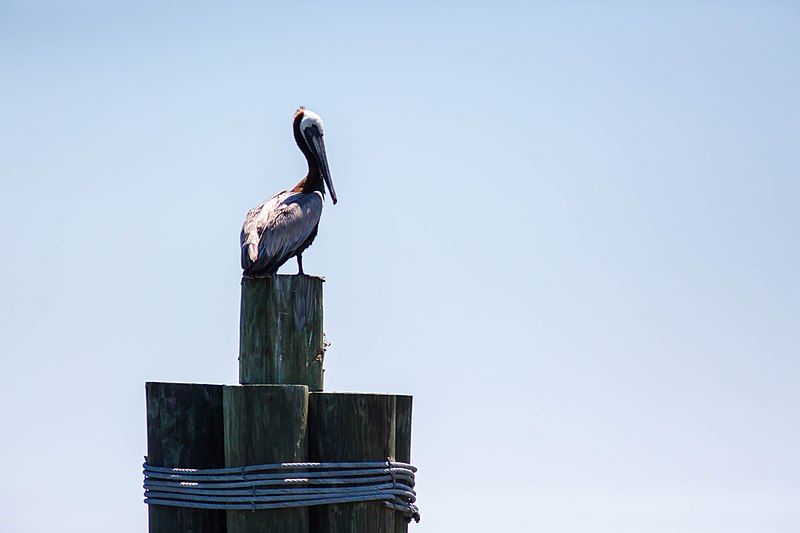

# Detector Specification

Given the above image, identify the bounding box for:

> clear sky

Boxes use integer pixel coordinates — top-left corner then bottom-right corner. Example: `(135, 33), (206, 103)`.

(1, 2), (798, 532)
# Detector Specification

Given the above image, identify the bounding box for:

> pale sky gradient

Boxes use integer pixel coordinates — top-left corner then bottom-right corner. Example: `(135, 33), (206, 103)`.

(1, 2), (799, 532)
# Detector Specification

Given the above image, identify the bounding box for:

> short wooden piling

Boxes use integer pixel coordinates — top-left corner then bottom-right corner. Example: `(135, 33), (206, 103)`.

(223, 384), (309, 533)
(308, 393), (398, 532)
(239, 275), (324, 390)
(146, 382), (226, 533)
(394, 395), (413, 533)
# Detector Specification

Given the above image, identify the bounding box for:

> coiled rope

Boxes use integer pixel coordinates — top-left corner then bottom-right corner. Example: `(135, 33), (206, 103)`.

(143, 460), (420, 523)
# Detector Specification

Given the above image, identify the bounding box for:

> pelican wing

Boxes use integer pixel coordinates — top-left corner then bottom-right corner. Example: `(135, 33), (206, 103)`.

(241, 190), (324, 274)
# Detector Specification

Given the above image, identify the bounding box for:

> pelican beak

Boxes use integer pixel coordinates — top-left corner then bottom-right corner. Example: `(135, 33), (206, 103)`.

(305, 129), (337, 205)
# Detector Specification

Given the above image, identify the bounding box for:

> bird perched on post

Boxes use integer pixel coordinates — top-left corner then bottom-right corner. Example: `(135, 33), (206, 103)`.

(241, 107), (337, 277)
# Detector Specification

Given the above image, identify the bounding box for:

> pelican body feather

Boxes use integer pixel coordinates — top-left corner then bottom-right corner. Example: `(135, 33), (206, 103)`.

(241, 189), (323, 275)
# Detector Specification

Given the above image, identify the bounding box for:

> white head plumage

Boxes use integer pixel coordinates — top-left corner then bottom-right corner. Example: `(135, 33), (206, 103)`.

(299, 109), (324, 135)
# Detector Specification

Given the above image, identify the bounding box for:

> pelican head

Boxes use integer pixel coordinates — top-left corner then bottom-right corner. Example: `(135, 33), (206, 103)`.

(297, 108), (337, 205)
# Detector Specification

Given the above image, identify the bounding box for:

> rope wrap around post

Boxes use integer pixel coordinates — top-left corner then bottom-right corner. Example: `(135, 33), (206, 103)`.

(142, 460), (419, 520)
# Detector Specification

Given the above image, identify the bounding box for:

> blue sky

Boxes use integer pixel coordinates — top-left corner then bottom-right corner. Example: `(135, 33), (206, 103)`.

(1, 2), (798, 532)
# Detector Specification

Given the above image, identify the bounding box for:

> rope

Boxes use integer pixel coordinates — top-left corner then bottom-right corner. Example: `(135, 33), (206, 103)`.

(143, 460), (420, 523)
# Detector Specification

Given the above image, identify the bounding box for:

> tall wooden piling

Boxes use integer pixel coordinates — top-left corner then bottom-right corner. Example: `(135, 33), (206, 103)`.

(223, 384), (309, 533)
(308, 393), (398, 532)
(239, 275), (324, 390)
(146, 382), (226, 533)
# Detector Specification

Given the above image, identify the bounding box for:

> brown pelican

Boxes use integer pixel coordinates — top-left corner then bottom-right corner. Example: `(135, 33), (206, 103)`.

(241, 107), (337, 277)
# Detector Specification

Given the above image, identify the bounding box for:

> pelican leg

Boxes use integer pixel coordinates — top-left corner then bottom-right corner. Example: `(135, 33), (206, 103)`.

(296, 254), (305, 276)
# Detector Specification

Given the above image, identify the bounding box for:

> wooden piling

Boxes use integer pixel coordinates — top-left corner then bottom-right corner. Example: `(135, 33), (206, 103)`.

(146, 382), (226, 533)
(146, 271), (417, 532)
(308, 393), (398, 532)
(239, 275), (324, 390)
(223, 384), (309, 533)
(394, 395), (413, 533)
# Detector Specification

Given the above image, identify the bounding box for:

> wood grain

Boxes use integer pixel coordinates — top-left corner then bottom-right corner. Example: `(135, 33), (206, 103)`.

(239, 275), (324, 390)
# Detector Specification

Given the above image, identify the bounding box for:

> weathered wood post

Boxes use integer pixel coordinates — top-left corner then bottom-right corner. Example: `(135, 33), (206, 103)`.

(146, 382), (226, 533)
(394, 395), (413, 533)
(308, 393), (400, 532)
(239, 275), (324, 390)
(223, 384), (309, 533)
(145, 273), (417, 533)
